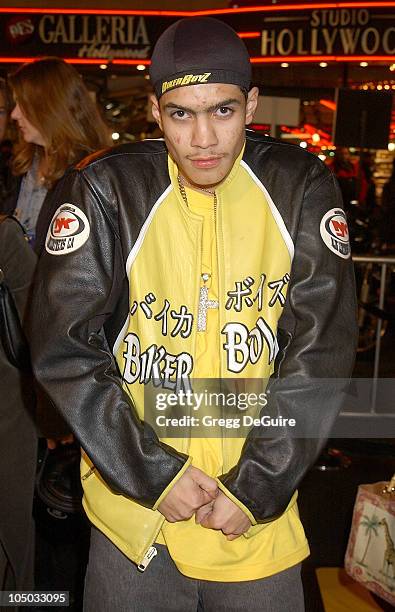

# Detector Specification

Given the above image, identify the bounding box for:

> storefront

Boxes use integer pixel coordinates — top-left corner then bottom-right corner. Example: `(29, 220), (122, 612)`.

(0, 2), (394, 190)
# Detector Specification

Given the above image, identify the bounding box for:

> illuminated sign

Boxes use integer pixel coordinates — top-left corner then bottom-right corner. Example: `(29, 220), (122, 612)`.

(0, 4), (394, 64)
(5, 14), (151, 60)
(259, 8), (395, 57)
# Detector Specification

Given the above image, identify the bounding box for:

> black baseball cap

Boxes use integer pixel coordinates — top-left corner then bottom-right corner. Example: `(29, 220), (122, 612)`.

(149, 17), (252, 99)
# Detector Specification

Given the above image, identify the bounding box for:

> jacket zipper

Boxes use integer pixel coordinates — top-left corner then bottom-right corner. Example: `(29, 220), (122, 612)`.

(137, 512), (166, 571)
(137, 545), (158, 572)
(213, 191), (223, 372)
(214, 192), (228, 470)
(81, 459), (164, 571)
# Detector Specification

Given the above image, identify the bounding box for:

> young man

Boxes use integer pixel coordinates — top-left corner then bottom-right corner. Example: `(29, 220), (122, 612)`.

(29, 17), (357, 611)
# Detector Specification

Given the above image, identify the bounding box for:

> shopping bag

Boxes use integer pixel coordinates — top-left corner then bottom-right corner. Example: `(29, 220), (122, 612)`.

(345, 474), (395, 605)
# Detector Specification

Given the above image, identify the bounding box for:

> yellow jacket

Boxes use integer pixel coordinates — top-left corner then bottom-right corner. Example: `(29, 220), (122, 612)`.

(29, 133), (358, 571)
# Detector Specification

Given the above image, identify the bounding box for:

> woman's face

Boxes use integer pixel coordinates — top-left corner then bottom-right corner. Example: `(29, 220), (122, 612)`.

(0, 91), (7, 142)
(11, 102), (45, 146)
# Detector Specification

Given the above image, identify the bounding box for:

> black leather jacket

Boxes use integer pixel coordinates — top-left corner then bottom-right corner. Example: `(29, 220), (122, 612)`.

(28, 131), (358, 523)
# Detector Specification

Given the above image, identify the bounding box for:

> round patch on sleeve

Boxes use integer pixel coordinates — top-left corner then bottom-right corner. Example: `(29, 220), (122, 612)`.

(45, 203), (90, 255)
(320, 208), (351, 259)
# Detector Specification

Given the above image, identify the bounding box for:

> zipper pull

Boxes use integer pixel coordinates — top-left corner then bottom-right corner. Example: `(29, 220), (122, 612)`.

(81, 466), (95, 481)
(137, 546), (158, 572)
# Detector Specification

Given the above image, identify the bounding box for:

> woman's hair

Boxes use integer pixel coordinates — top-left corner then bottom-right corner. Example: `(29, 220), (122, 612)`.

(9, 57), (110, 187)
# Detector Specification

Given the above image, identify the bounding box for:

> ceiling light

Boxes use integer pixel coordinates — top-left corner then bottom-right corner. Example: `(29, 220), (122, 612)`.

(136, 64), (146, 71)
(281, 62), (289, 68)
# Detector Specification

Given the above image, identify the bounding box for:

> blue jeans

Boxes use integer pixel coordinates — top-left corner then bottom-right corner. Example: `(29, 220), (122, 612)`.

(84, 526), (305, 612)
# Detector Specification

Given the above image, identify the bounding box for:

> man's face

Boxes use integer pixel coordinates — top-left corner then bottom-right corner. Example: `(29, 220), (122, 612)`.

(151, 83), (258, 189)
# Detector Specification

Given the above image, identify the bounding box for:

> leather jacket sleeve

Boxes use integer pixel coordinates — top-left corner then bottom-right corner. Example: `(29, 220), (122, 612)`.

(219, 163), (358, 522)
(27, 169), (189, 508)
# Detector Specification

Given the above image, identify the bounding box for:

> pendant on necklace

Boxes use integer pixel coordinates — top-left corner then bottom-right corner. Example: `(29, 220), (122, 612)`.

(197, 273), (218, 332)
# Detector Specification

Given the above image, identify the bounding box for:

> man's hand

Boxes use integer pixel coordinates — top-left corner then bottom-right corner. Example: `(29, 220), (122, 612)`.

(195, 490), (252, 540)
(158, 465), (218, 523)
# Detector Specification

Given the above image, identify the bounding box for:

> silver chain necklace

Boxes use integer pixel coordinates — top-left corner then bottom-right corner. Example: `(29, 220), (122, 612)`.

(176, 174), (219, 332)
(177, 174), (217, 208)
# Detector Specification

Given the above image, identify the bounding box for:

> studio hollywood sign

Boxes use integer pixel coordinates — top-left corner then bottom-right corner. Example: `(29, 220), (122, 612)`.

(260, 8), (395, 57)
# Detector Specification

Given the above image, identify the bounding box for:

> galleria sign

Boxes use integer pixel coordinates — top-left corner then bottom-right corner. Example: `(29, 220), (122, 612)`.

(261, 9), (395, 56)
(38, 15), (150, 59)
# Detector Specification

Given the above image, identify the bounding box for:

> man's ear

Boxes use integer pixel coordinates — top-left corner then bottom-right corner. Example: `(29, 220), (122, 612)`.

(245, 87), (259, 125)
(150, 94), (163, 131)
